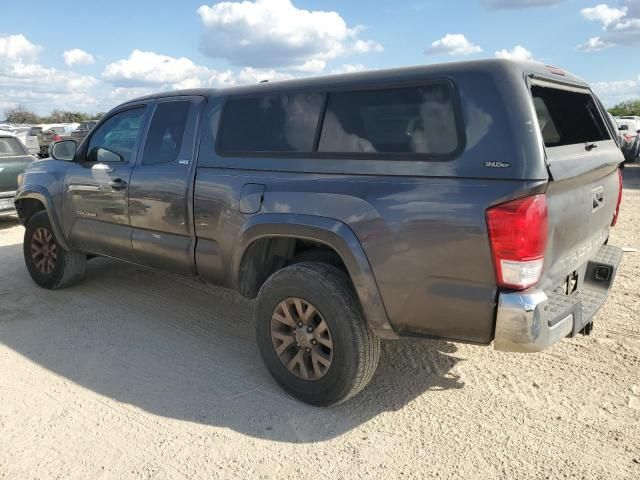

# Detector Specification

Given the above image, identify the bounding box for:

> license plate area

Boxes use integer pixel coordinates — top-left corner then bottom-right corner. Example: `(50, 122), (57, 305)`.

(563, 271), (579, 295)
(0, 198), (14, 210)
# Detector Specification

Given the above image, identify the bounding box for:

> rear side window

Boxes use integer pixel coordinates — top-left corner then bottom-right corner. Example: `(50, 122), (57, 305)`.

(318, 84), (459, 155)
(219, 93), (323, 153)
(531, 85), (610, 147)
(142, 101), (191, 165)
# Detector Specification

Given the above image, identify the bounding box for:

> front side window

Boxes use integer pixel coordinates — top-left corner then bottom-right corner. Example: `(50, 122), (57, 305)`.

(318, 84), (459, 155)
(87, 107), (145, 162)
(0, 137), (26, 157)
(142, 101), (191, 165)
(219, 93), (323, 153)
(531, 85), (610, 148)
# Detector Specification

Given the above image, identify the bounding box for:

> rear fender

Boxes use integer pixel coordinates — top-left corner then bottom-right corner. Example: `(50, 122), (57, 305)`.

(234, 213), (398, 339)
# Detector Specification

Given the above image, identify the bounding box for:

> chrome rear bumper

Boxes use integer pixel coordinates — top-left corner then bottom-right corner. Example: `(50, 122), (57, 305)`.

(494, 244), (623, 353)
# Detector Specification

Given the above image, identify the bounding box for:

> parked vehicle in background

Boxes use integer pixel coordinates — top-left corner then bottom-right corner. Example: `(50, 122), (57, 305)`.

(618, 115), (640, 127)
(608, 113), (625, 150)
(3, 126), (41, 155)
(71, 120), (98, 144)
(0, 133), (34, 216)
(615, 118), (639, 162)
(15, 60), (623, 406)
(37, 125), (75, 158)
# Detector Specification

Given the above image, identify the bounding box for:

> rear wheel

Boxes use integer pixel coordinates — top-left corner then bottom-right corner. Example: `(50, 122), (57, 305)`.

(255, 262), (380, 406)
(23, 211), (86, 289)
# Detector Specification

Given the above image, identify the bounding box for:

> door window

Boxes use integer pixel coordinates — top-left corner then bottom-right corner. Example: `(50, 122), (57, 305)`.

(87, 107), (146, 162)
(142, 101), (191, 165)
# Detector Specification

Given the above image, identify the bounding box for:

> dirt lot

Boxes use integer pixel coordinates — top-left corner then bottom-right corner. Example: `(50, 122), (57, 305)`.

(1, 167), (639, 480)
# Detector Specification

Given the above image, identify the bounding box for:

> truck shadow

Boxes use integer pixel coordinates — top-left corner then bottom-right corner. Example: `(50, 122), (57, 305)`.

(0, 243), (464, 443)
(0, 216), (20, 231)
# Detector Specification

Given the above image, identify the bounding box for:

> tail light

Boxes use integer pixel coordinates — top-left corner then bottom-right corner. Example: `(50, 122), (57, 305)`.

(611, 168), (623, 227)
(53, 135), (62, 141)
(486, 195), (548, 290)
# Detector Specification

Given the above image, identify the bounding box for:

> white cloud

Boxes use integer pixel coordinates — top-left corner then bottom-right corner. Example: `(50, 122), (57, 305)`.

(579, 2), (640, 46)
(494, 45), (535, 61)
(577, 36), (615, 51)
(102, 49), (235, 89)
(581, 4), (627, 28)
(196, 0), (382, 70)
(425, 34), (482, 56)
(63, 49), (95, 66)
(591, 78), (640, 106)
(236, 67), (295, 84)
(330, 64), (368, 74)
(0, 34), (41, 61)
(0, 34), (102, 115)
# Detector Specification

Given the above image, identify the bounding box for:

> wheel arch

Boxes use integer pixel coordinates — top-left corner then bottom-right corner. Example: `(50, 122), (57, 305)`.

(14, 187), (70, 251)
(234, 213), (397, 339)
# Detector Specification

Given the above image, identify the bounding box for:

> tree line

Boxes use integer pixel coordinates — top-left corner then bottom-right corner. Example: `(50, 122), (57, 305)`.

(608, 100), (640, 117)
(3, 105), (105, 125)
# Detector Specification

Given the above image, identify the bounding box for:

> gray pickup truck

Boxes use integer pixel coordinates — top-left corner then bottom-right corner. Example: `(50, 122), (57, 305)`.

(15, 59), (623, 405)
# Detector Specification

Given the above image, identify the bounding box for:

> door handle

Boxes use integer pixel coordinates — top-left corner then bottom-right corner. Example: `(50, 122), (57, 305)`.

(109, 178), (127, 190)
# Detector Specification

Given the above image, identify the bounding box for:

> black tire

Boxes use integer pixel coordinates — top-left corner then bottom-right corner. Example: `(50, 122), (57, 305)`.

(255, 262), (380, 406)
(23, 211), (86, 289)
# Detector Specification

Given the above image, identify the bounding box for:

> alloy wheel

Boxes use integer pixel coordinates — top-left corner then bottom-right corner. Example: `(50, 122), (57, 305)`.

(270, 297), (334, 380)
(30, 227), (57, 275)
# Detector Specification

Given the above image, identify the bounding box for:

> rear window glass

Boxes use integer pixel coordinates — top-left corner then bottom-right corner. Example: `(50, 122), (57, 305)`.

(219, 93), (323, 153)
(143, 101), (191, 165)
(318, 84), (459, 155)
(0, 137), (25, 157)
(531, 85), (610, 147)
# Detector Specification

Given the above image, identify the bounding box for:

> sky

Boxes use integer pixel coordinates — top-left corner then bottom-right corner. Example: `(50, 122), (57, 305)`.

(1, 0), (639, 115)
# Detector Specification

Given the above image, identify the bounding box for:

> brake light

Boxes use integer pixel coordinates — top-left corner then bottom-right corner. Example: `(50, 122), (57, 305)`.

(611, 168), (623, 227)
(486, 195), (548, 290)
(53, 135), (62, 141)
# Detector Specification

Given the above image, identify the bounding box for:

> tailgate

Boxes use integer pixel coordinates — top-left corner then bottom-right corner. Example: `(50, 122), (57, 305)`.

(530, 78), (623, 293)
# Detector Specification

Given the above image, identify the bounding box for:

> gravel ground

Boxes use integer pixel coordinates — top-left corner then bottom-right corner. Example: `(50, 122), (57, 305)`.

(1, 166), (639, 479)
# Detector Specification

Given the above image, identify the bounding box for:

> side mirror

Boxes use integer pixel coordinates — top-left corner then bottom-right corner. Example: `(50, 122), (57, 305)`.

(87, 146), (124, 163)
(50, 140), (77, 161)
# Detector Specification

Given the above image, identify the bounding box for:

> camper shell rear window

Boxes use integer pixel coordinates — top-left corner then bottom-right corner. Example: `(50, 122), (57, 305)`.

(531, 83), (610, 148)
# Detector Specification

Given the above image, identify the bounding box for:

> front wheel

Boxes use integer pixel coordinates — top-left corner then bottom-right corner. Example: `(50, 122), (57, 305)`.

(23, 211), (86, 289)
(255, 262), (380, 406)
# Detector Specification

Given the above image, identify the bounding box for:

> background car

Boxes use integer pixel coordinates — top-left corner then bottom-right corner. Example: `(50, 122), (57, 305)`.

(614, 118), (639, 162)
(37, 125), (77, 157)
(71, 120), (98, 144)
(0, 133), (34, 216)
(2, 126), (41, 155)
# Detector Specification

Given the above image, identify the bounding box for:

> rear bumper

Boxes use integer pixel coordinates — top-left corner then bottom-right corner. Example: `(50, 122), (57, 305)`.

(0, 191), (16, 216)
(494, 244), (623, 353)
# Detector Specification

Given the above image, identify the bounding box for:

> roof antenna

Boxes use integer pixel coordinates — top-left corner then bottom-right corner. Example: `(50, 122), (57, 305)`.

(259, 80), (269, 83)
